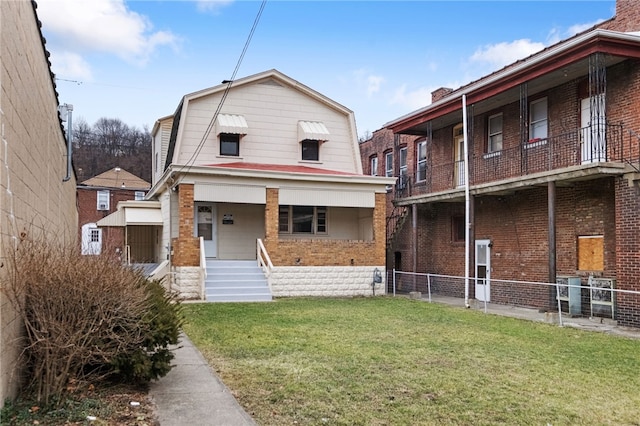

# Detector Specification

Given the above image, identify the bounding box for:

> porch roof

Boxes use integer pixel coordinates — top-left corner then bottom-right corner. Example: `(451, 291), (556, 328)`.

(97, 201), (162, 227)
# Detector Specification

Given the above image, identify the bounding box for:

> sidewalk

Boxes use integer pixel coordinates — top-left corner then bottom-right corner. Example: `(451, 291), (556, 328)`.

(149, 334), (256, 426)
(426, 294), (640, 340)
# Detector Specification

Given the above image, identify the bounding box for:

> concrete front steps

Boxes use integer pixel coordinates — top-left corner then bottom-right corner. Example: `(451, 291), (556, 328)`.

(205, 259), (272, 302)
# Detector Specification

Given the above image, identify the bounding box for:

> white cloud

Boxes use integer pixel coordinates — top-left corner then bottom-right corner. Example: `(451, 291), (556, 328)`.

(470, 39), (545, 69)
(567, 19), (605, 37)
(352, 69), (385, 98)
(195, 0), (235, 14)
(37, 0), (179, 77)
(390, 84), (433, 111)
(50, 52), (93, 81)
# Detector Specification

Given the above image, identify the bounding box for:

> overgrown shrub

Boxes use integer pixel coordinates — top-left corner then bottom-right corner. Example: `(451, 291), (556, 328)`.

(2, 237), (183, 405)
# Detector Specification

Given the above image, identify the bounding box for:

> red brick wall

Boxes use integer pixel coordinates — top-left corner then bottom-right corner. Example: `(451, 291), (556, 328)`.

(615, 178), (640, 326)
(77, 187), (141, 257)
(172, 183), (199, 266)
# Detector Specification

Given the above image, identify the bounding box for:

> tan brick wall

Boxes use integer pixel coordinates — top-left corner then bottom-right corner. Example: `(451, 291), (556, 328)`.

(172, 184), (199, 266)
(264, 188), (386, 267)
(0, 0), (78, 403)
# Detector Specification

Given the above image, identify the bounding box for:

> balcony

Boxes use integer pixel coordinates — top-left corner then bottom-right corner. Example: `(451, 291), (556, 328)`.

(394, 123), (636, 202)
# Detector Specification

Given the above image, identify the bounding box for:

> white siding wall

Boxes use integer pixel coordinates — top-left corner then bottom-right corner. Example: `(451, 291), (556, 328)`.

(177, 80), (359, 173)
(216, 203), (265, 259)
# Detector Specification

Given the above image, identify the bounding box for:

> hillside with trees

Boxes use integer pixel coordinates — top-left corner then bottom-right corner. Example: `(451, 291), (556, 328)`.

(72, 117), (152, 183)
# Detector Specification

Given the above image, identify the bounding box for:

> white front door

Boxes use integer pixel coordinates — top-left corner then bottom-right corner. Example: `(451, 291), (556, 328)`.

(581, 95), (606, 163)
(195, 203), (217, 258)
(475, 239), (491, 302)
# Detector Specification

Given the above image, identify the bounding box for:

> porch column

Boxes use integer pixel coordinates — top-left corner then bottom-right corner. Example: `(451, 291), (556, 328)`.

(412, 204), (418, 273)
(173, 183), (199, 266)
(264, 187), (279, 255)
(548, 181), (557, 284)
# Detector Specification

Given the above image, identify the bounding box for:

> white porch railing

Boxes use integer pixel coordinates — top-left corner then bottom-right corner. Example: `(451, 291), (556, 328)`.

(257, 238), (273, 278)
(199, 236), (207, 300)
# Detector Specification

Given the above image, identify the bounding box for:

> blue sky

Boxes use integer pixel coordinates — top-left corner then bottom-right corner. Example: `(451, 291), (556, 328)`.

(38, 0), (616, 138)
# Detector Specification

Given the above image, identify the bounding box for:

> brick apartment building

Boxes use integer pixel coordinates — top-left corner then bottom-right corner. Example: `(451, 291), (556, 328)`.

(362, 0), (640, 327)
(77, 167), (150, 260)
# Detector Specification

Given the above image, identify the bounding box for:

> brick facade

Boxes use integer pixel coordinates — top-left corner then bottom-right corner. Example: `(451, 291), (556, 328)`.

(364, 0), (640, 327)
(172, 183), (199, 267)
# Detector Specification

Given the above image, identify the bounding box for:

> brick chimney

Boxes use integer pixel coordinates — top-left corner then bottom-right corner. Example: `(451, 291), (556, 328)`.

(600, 0), (640, 32)
(431, 87), (453, 103)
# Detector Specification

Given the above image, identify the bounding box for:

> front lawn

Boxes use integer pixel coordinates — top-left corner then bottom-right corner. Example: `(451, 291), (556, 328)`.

(182, 297), (640, 425)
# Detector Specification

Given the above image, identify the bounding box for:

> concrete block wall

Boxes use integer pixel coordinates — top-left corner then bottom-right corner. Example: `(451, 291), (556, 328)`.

(0, 0), (78, 404)
(269, 266), (386, 297)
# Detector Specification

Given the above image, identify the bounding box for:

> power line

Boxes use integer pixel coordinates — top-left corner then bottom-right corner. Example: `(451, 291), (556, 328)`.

(174, 0), (267, 180)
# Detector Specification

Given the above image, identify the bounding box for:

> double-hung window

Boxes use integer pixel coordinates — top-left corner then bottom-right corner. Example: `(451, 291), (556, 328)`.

(220, 133), (240, 156)
(416, 140), (427, 182)
(370, 156), (378, 176)
(135, 191), (145, 201)
(529, 98), (548, 140)
(399, 147), (408, 188)
(385, 151), (393, 190)
(97, 190), (109, 211)
(279, 205), (327, 234)
(488, 113), (503, 153)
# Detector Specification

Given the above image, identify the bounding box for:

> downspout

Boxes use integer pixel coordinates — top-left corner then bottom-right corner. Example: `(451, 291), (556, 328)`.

(61, 104), (73, 182)
(463, 95), (470, 308)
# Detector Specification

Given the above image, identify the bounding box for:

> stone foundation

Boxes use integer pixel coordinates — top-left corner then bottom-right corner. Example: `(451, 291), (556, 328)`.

(172, 266), (203, 300)
(269, 266), (386, 297)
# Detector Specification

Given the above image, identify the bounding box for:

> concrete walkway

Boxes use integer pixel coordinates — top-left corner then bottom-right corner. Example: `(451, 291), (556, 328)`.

(149, 334), (256, 426)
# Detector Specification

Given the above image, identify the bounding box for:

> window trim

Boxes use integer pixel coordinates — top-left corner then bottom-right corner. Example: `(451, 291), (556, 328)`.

(488, 113), (503, 153)
(278, 205), (328, 235)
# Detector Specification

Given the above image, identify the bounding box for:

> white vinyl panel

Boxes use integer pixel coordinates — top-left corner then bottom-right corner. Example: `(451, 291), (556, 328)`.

(194, 183), (266, 204)
(279, 188), (374, 208)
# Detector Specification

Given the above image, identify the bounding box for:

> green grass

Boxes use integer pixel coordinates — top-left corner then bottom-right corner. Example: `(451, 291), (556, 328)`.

(182, 297), (640, 426)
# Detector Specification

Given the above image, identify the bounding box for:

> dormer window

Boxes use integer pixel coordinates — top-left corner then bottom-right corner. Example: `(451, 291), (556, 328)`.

(216, 114), (248, 157)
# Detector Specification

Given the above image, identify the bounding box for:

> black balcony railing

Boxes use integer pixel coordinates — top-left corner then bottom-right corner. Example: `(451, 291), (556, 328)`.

(394, 123), (634, 199)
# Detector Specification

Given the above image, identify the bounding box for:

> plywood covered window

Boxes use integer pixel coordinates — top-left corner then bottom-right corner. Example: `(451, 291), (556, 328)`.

(577, 235), (604, 271)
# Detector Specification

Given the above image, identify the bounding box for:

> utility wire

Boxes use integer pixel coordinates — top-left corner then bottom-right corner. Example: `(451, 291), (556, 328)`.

(174, 0), (267, 180)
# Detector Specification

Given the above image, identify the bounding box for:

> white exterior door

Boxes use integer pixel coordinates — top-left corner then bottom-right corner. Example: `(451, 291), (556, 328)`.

(195, 203), (217, 258)
(475, 239), (491, 302)
(81, 223), (102, 255)
(581, 95), (606, 163)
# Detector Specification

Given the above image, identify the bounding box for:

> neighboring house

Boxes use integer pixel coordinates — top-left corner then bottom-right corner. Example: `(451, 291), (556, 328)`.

(77, 167), (150, 260)
(372, 0), (640, 328)
(0, 0), (78, 403)
(102, 69), (394, 301)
